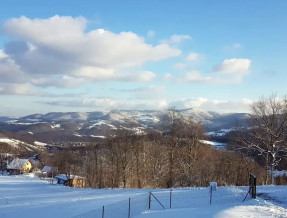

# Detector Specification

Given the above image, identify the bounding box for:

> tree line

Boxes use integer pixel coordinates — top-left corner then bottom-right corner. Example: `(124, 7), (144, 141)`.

(8, 95), (286, 188)
(41, 109), (267, 188)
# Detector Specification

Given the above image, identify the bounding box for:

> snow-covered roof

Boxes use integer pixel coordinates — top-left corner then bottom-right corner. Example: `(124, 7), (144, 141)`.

(41, 166), (56, 173)
(7, 158), (31, 170)
(55, 174), (85, 181)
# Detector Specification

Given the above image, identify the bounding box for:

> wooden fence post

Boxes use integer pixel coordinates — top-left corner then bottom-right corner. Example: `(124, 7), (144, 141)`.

(148, 192), (151, 210)
(170, 189), (172, 208)
(252, 177), (256, 199)
(210, 186), (212, 205)
(128, 197), (131, 218)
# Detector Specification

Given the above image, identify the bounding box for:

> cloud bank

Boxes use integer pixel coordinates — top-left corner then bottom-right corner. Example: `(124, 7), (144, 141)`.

(168, 58), (251, 84)
(0, 15), (181, 90)
(169, 98), (252, 113)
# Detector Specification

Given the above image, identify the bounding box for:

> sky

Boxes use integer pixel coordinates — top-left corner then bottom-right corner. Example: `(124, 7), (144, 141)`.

(0, 0), (286, 117)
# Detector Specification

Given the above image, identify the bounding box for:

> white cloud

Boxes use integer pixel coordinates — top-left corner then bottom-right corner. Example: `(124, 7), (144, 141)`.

(164, 73), (173, 80)
(186, 52), (199, 62)
(126, 71), (156, 82)
(157, 100), (168, 108)
(184, 71), (212, 83)
(169, 98), (253, 113)
(173, 63), (187, 69)
(1, 15), (181, 88)
(147, 30), (155, 39)
(0, 50), (9, 59)
(0, 50), (27, 83)
(46, 97), (169, 111)
(178, 58), (251, 84)
(118, 85), (166, 99)
(161, 34), (191, 44)
(43, 96), (252, 113)
(213, 58), (250, 75)
(0, 83), (39, 95)
(170, 34), (191, 43)
(232, 43), (242, 49)
(120, 85), (166, 93)
(4, 16), (86, 43)
(224, 43), (243, 51)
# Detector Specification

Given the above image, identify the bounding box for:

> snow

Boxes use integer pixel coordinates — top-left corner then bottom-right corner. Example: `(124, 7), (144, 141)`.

(0, 138), (19, 148)
(0, 175), (146, 218)
(54, 174), (85, 180)
(273, 170), (287, 177)
(7, 158), (30, 170)
(41, 166), (54, 173)
(135, 114), (159, 123)
(87, 121), (117, 130)
(73, 133), (83, 137)
(135, 186), (287, 218)
(120, 126), (146, 135)
(51, 124), (61, 128)
(90, 135), (106, 138)
(0, 138), (35, 150)
(199, 140), (227, 149)
(34, 141), (47, 146)
(0, 175), (287, 218)
(206, 128), (235, 137)
(24, 119), (41, 122)
(5, 120), (45, 125)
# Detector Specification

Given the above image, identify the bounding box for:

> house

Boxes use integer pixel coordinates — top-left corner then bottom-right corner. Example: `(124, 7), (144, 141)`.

(41, 166), (57, 177)
(28, 154), (40, 171)
(7, 158), (33, 174)
(55, 174), (85, 188)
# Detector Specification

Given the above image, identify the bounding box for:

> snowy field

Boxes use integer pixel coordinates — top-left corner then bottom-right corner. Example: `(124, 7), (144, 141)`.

(0, 175), (287, 218)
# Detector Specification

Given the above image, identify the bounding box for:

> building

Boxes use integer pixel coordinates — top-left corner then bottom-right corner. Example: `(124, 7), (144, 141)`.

(41, 166), (57, 177)
(7, 158), (33, 174)
(55, 174), (85, 188)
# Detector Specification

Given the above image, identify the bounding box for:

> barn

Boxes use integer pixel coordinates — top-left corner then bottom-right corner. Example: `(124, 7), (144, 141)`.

(55, 174), (85, 188)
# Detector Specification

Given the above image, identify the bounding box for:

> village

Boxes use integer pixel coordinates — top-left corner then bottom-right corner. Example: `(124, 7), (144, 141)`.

(1, 154), (86, 188)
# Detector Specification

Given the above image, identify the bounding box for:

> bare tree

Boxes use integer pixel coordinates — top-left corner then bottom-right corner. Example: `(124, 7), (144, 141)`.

(161, 107), (182, 187)
(53, 150), (83, 183)
(232, 95), (287, 184)
(179, 117), (205, 186)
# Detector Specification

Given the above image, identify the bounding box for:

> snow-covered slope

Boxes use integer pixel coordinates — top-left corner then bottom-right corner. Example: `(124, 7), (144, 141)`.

(0, 109), (248, 145)
(0, 175), (286, 218)
(0, 138), (39, 151)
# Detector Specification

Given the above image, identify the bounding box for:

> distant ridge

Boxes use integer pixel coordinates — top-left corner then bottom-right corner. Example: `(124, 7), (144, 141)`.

(0, 109), (248, 145)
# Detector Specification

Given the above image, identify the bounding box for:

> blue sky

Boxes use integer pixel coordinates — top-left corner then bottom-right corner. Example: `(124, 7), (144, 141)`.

(0, 0), (286, 116)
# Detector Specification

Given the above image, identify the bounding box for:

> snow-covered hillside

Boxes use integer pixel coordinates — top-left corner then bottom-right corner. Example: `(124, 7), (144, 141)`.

(0, 138), (39, 151)
(0, 175), (286, 218)
(0, 109), (247, 145)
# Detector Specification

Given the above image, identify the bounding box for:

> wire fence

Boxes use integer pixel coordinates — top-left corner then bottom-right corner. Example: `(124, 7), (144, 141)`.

(40, 177), (57, 184)
(73, 192), (149, 218)
(73, 186), (250, 218)
(149, 186), (248, 210)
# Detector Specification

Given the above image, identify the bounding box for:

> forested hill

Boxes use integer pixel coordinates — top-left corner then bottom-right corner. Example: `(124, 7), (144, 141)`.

(0, 109), (247, 143)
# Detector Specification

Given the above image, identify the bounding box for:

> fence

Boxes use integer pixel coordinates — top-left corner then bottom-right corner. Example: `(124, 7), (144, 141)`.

(73, 192), (149, 218)
(148, 187), (247, 210)
(243, 173), (257, 202)
(74, 186), (249, 218)
(40, 177), (57, 184)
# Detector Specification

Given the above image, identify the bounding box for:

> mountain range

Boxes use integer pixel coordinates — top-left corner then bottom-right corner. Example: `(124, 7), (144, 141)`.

(0, 109), (248, 151)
